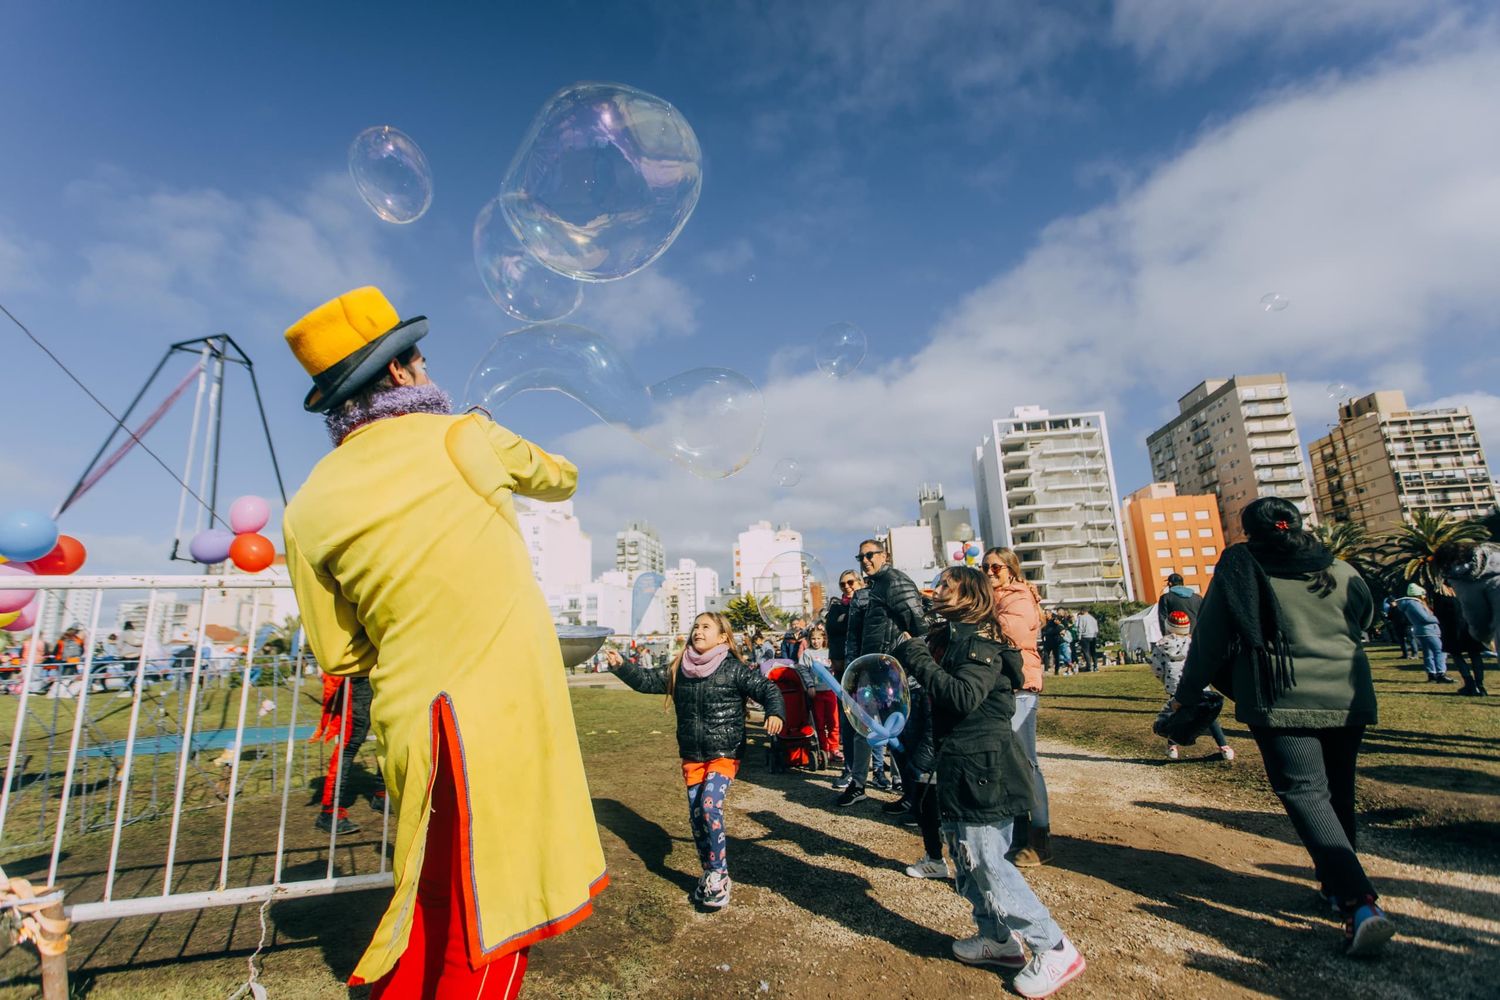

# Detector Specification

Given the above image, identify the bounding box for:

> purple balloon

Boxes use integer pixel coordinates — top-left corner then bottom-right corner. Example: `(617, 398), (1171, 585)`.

(2, 596), (37, 631)
(0, 563), (36, 614)
(228, 495), (271, 534)
(189, 528), (236, 564)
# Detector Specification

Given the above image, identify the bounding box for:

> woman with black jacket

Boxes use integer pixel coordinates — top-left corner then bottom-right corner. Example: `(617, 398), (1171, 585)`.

(891, 566), (1086, 999)
(608, 611), (786, 910)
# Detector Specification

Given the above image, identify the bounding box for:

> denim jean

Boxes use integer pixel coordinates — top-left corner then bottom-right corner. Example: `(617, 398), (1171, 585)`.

(942, 818), (1064, 952)
(1416, 633), (1447, 677)
(846, 727), (887, 788)
(1010, 693), (1050, 828)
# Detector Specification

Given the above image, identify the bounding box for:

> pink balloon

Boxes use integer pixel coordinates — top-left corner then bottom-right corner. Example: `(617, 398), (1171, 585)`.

(0, 563), (36, 614)
(2, 596), (37, 631)
(228, 495), (271, 534)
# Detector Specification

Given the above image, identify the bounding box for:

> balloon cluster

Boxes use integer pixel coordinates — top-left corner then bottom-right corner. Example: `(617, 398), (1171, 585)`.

(188, 495), (276, 573)
(951, 542), (982, 567)
(0, 509), (87, 633)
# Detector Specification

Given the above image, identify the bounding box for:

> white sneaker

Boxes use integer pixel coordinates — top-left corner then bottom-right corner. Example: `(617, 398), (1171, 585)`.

(1014, 936), (1086, 998)
(1219, 746), (1235, 762)
(951, 932), (1026, 969)
(700, 870), (731, 909)
(1166, 744), (1180, 760)
(904, 856), (949, 879)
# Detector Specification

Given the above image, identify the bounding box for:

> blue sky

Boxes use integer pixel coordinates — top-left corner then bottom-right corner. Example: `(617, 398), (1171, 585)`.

(3, 1), (1499, 584)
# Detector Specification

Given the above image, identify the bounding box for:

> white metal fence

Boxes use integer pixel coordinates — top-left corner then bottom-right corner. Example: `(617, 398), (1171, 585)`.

(0, 575), (393, 941)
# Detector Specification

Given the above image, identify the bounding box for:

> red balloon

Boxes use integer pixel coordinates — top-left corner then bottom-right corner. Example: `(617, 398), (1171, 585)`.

(27, 535), (87, 575)
(229, 533), (276, 573)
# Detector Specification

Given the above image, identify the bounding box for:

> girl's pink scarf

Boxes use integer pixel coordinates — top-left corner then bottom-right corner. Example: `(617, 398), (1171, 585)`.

(680, 642), (731, 678)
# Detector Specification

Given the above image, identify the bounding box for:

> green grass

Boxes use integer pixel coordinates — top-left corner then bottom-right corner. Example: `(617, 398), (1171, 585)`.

(1037, 644), (1500, 842)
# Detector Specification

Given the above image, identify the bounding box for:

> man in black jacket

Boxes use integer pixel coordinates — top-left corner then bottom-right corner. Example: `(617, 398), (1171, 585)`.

(1156, 573), (1203, 633)
(837, 538), (929, 806)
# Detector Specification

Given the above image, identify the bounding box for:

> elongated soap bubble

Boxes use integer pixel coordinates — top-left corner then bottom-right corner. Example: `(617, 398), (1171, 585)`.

(1259, 292), (1290, 313)
(464, 324), (763, 479)
(841, 653), (911, 742)
(631, 571), (666, 635)
(474, 197), (582, 322)
(348, 126), (433, 224)
(501, 83), (702, 281)
(816, 321), (866, 378)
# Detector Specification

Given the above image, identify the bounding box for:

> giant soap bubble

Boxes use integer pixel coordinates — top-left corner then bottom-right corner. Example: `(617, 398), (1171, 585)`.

(349, 125), (433, 224)
(631, 571), (666, 635)
(842, 653), (911, 742)
(752, 550), (830, 632)
(474, 197), (582, 322)
(465, 324), (763, 479)
(500, 83), (702, 281)
(815, 321), (866, 378)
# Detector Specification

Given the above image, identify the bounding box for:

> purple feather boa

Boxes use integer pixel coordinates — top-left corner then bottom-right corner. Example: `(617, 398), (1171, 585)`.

(324, 383), (454, 445)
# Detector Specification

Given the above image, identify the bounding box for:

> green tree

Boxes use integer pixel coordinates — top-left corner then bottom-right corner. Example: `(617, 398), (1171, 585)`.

(1312, 520), (1370, 563)
(1373, 512), (1490, 592)
(1082, 601), (1149, 645)
(258, 614), (303, 655)
(723, 594), (784, 639)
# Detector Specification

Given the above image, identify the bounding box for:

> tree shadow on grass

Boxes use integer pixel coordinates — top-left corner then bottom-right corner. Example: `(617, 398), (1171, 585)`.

(267, 859), (387, 994)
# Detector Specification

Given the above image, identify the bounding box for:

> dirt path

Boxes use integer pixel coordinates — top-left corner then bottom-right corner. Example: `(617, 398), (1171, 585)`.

(537, 736), (1500, 1000)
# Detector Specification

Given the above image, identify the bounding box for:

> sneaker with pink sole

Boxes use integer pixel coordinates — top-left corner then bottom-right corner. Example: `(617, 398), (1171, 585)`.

(1013, 936), (1086, 998)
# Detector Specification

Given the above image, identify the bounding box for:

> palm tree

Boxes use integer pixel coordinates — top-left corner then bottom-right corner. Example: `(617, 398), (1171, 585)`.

(723, 594), (784, 638)
(1312, 520), (1370, 563)
(1374, 512), (1490, 592)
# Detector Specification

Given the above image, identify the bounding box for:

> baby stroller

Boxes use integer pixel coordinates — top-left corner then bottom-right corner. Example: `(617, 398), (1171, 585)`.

(763, 663), (825, 772)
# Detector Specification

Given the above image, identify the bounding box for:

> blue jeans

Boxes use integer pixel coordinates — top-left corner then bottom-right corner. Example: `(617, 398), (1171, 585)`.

(1011, 693), (1050, 828)
(1416, 633), (1447, 677)
(943, 818), (1064, 952)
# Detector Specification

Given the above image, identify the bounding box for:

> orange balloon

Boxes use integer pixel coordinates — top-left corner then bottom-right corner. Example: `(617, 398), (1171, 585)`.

(27, 535), (87, 575)
(229, 533), (276, 573)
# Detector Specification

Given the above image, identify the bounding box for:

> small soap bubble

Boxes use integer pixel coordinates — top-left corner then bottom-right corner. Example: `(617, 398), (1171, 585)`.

(772, 459), (801, 488)
(1259, 292), (1290, 313)
(501, 82), (702, 281)
(348, 126), (432, 224)
(465, 324), (763, 479)
(474, 198), (582, 322)
(841, 653), (911, 742)
(1326, 382), (1350, 401)
(816, 321), (866, 378)
(752, 550), (830, 633)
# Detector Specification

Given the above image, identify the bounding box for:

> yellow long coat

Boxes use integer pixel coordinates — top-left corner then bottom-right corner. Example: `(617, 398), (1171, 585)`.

(282, 411), (607, 985)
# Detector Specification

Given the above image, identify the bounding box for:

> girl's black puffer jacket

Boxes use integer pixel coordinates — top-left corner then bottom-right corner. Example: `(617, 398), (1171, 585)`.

(612, 654), (786, 762)
(892, 621), (1032, 823)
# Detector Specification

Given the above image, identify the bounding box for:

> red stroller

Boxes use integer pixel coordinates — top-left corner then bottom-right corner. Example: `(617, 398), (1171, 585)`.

(763, 663), (825, 772)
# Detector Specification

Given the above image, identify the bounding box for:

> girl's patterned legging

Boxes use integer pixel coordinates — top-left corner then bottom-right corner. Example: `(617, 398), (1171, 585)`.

(687, 771), (733, 873)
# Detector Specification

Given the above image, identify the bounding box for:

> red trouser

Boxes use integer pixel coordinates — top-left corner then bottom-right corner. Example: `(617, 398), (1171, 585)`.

(811, 690), (842, 755)
(369, 747), (528, 1000)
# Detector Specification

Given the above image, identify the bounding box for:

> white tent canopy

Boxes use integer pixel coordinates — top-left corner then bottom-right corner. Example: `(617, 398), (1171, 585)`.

(1119, 604), (1161, 660)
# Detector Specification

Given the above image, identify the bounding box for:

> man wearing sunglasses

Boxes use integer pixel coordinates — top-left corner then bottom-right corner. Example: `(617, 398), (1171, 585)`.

(836, 539), (929, 806)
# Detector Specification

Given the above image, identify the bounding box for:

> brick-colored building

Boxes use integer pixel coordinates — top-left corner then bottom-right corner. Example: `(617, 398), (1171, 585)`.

(1121, 483), (1226, 600)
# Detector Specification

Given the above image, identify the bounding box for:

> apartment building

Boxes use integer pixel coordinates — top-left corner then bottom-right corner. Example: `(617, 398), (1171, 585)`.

(973, 406), (1132, 606)
(614, 521), (664, 581)
(1120, 483), (1225, 600)
(1310, 390), (1497, 532)
(1146, 374), (1315, 546)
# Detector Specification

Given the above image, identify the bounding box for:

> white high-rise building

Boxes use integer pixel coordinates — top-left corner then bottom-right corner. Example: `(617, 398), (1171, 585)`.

(973, 405), (1132, 606)
(888, 523), (941, 584)
(734, 521), (808, 615)
(665, 558), (719, 635)
(37, 587), (98, 645)
(516, 499), (593, 607)
(580, 570), (632, 635)
(614, 521), (665, 582)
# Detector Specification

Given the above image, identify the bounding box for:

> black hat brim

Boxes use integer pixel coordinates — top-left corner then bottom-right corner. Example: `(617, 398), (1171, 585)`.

(303, 317), (429, 413)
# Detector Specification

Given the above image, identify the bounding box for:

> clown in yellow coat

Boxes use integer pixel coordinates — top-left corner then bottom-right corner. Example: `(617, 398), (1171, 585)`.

(281, 287), (606, 997)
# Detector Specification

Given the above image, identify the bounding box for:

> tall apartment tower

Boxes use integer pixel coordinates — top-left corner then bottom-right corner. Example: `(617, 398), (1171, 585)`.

(614, 521), (664, 582)
(733, 521), (806, 614)
(1120, 483), (1226, 601)
(1146, 374), (1314, 546)
(1310, 390), (1497, 532)
(972, 406), (1132, 606)
(516, 499), (593, 605)
(917, 483), (979, 565)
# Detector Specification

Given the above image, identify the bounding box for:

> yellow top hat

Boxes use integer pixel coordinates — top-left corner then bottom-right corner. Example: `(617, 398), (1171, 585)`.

(285, 286), (428, 412)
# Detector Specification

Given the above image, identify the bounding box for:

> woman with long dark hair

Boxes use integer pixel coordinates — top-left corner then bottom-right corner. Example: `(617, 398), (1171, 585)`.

(1173, 497), (1393, 956)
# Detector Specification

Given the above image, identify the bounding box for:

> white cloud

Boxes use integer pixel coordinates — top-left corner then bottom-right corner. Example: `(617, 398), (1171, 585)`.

(1111, 0), (1482, 82)
(562, 35), (1500, 581)
(1420, 392), (1500, 463)
(571, 269), (699, 349)
(698, 238), (755, 275)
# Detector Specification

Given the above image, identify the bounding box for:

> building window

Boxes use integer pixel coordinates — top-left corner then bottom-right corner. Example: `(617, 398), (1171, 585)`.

(1205, 565), (1215, 574)
(1150, 513), (1166, 523)
(1161, 567), (1174, 576)
(1194, 510), (1210, 520)
(1156, 549), (1171, 558)
(1203, 546), (1217, 556)
(1198, 528), (1213, 538)
(1182, 566), (1198, 575)
(1178, 547), (1194, 558)
(1153, 530), (1169, 540)
(1172, 511), (1188, 521)
(1175, 529), (1190, 539)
